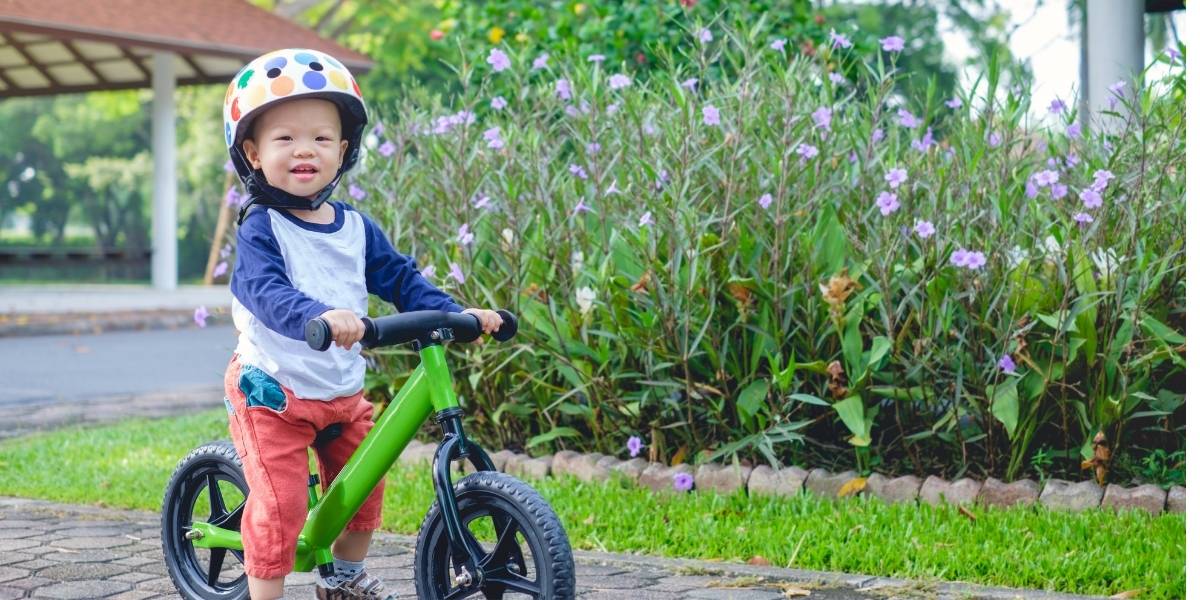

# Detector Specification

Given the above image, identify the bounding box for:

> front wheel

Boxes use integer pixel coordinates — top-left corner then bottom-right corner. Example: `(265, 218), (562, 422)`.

(414, 471), (575, 599)
(161, 440), (249, 600)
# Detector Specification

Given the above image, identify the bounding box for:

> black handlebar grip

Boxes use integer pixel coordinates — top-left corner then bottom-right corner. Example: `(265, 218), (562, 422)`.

(305, 317), (375, 351)
(305, 318), (332, 351)
(494, 309), (518, 342)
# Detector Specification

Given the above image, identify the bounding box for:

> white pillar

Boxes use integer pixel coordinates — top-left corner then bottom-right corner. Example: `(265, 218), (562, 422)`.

(1085, 0), (1144, 132)
(151, 51), (178, 290)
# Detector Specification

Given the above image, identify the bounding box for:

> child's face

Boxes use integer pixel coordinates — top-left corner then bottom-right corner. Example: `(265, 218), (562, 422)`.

(241, 98), (349, 199)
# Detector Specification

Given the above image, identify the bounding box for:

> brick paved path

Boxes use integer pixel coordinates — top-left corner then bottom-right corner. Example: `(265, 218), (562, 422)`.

(0, 497), (1099, 600)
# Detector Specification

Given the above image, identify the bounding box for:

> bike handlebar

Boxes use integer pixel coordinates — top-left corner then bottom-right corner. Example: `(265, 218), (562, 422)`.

(304, 309), (518, 351)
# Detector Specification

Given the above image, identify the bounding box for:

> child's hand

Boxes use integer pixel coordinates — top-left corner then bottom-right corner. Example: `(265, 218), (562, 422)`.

(462, 308), (503, 343)
(319, 309), (365, 350)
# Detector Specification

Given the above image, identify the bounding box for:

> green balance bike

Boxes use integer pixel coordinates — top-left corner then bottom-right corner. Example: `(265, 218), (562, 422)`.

(160, 310), (576, 599)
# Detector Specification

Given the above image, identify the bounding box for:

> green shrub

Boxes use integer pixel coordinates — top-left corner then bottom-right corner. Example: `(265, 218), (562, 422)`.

(347, 26), (1185, 483)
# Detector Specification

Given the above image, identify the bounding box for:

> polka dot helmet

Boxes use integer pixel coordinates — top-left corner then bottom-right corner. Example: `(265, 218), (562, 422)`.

(223, 48), (368, 214)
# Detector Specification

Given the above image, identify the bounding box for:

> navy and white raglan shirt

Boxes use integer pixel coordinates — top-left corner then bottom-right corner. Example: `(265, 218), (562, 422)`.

(231, 201), (463, 400)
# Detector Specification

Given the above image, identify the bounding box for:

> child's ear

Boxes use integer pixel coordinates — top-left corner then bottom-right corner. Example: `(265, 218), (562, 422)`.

(339, 139), (349, 165)
(241, 138), (261, 170)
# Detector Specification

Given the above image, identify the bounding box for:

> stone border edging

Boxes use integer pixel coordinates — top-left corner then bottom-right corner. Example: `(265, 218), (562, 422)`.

(397, 443), (1185, 516)
(0, 310), (232, 338)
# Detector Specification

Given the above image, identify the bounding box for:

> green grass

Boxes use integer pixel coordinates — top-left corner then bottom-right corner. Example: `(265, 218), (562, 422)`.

(0, 410), (1183, 599)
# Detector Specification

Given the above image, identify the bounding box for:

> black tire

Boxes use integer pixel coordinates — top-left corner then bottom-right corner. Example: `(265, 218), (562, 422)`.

(414, 471), (574, 599)
(161, 440), (250, 600)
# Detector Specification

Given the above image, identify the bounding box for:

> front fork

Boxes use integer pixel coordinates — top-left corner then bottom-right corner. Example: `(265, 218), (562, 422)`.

(432, 406), (496, 587)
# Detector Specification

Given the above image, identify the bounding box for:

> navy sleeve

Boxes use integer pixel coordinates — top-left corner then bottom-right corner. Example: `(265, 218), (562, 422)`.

(230, 210), (333, 340)
(358, 209), (465, 314)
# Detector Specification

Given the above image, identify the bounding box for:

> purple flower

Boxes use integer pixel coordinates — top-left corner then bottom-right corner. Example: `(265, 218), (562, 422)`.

(1048, 98), (1066, 115)
(811, 106), (833, 130)
(472, 195), (492, 210)
(945, 97), (963, 109)
(420, 265), (435, 279)
(1165, 47), (1182, 63)
(225, 185), (240, 206)
(914, 220), (935, 239)
(483, 127), (504, 149)
(586, 142), (601, 155)
(795, 144), (818, 160)
(848, 151), (858, 164)
(702, 105), (720, 126)
(950, 249), (970, 267)
(571, 199), (592, 216)
(997, 354), (1017, 375)
(555, 78), (572, 100)
(673, 472), (694, 492)
(606, 102), (620, 116)
(1091, 169), (1115, 191)
(881, 35), (905, 53)
(951, 249), (986, 270)
(885, 167), (908, 189)
(532, 53), (549, 70)
(348, 184), (366, 201)
(491, 96), (507, 110)
(697, 28), (713, 44)
(568, 164), (587, 179)
(1081, 188), (1103, 209)
(605, 181), (620, 196)
(193, 306), (209, 328)
(1025, 176), (1039, 199)
(627, 435), (643, 457)
(1050, 183), (1068, 200)
(988, 132), (1002, 147)
(964, 251), (986, 270)
(830, 31), (851, 49)
(875, 191), (900, 216)
(639, 211), (654, 227)
(758, 193), (773, 209)
(682, 78), (699, 92)
(770, 38), (787, 52)
(897, 109), (920, 129)
(587, 53), (606, 63)
(487, 48), (511, 72)
(378, 141), (397, 157)
(212, 261), (228, 279)
(449, 262), (465, 284)
(1033, 169), (1059, 187)
(1066, 153), (1080, 169)
(223, 159), (235, 173)
(828, 72), (846, 86)
(872, 128), (885, 143)
(457, 223), (475, 246)
(609, 73), (632, 90)
(1066, 122), (1082, 139)
(372, 122), (385, 137)
(220, 244), (232, 259)
(911, 128), (935, 152)
(1073, 212), (1094, 225)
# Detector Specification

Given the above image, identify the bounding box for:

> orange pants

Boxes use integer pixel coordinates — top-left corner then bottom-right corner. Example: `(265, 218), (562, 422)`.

(223, 355), (385, 579)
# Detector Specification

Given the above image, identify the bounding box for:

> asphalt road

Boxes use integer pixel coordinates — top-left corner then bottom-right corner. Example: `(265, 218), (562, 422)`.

(0, 325), (236, 407)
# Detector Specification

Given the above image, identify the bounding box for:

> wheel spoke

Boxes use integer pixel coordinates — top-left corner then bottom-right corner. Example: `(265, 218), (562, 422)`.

(207, 547), (227, 586)
(444, 583), (479, 600)
(206, 474), (227, 520)
(491, 569), (540, 596)
(481, 514), (520, 570)
(212, 499), (245, 531)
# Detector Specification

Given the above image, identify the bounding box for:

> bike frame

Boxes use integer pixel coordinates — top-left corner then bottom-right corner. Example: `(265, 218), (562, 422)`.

(189, 340), (496, 578)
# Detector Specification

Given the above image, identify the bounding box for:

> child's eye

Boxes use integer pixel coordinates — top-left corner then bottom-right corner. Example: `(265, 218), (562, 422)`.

(316, 136), (330, 141)
(275, 136), (292, 142)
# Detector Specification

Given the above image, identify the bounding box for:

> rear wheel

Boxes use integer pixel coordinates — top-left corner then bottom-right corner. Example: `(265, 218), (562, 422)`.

(161, 440), (249, 600)
(414, 471), (574, 599)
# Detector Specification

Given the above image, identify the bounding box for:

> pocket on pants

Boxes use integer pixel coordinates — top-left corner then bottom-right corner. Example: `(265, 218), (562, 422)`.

(238, 365), (288, 413)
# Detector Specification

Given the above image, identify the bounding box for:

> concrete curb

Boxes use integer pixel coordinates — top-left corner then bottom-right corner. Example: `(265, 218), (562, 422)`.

(0, 385), (225, 440)
(0, 310), (232, 338)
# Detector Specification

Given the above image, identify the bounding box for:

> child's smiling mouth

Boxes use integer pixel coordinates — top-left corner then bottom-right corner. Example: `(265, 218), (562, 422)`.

(290, 163), (318, 182)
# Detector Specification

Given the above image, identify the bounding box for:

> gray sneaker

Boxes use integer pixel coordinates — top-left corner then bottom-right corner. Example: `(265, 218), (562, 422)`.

(314, 571), (397, 600)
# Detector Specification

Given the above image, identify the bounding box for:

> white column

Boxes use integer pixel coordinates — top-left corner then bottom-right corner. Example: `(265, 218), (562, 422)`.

(151, 51), (178, 290)
(1085, 0), (1144, 132)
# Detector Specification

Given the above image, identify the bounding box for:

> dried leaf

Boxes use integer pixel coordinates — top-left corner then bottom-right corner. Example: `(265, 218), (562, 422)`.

(670, 446), (688, 466)
(826, 360), (848, 399)
(784, 587), (811, 598)
(957, 505), (977, 522)
(1109, 589), (1142, 599)
(630, 270), (652, 294)
(747, 555), (771, 566)
(837, 477), (867, 498)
